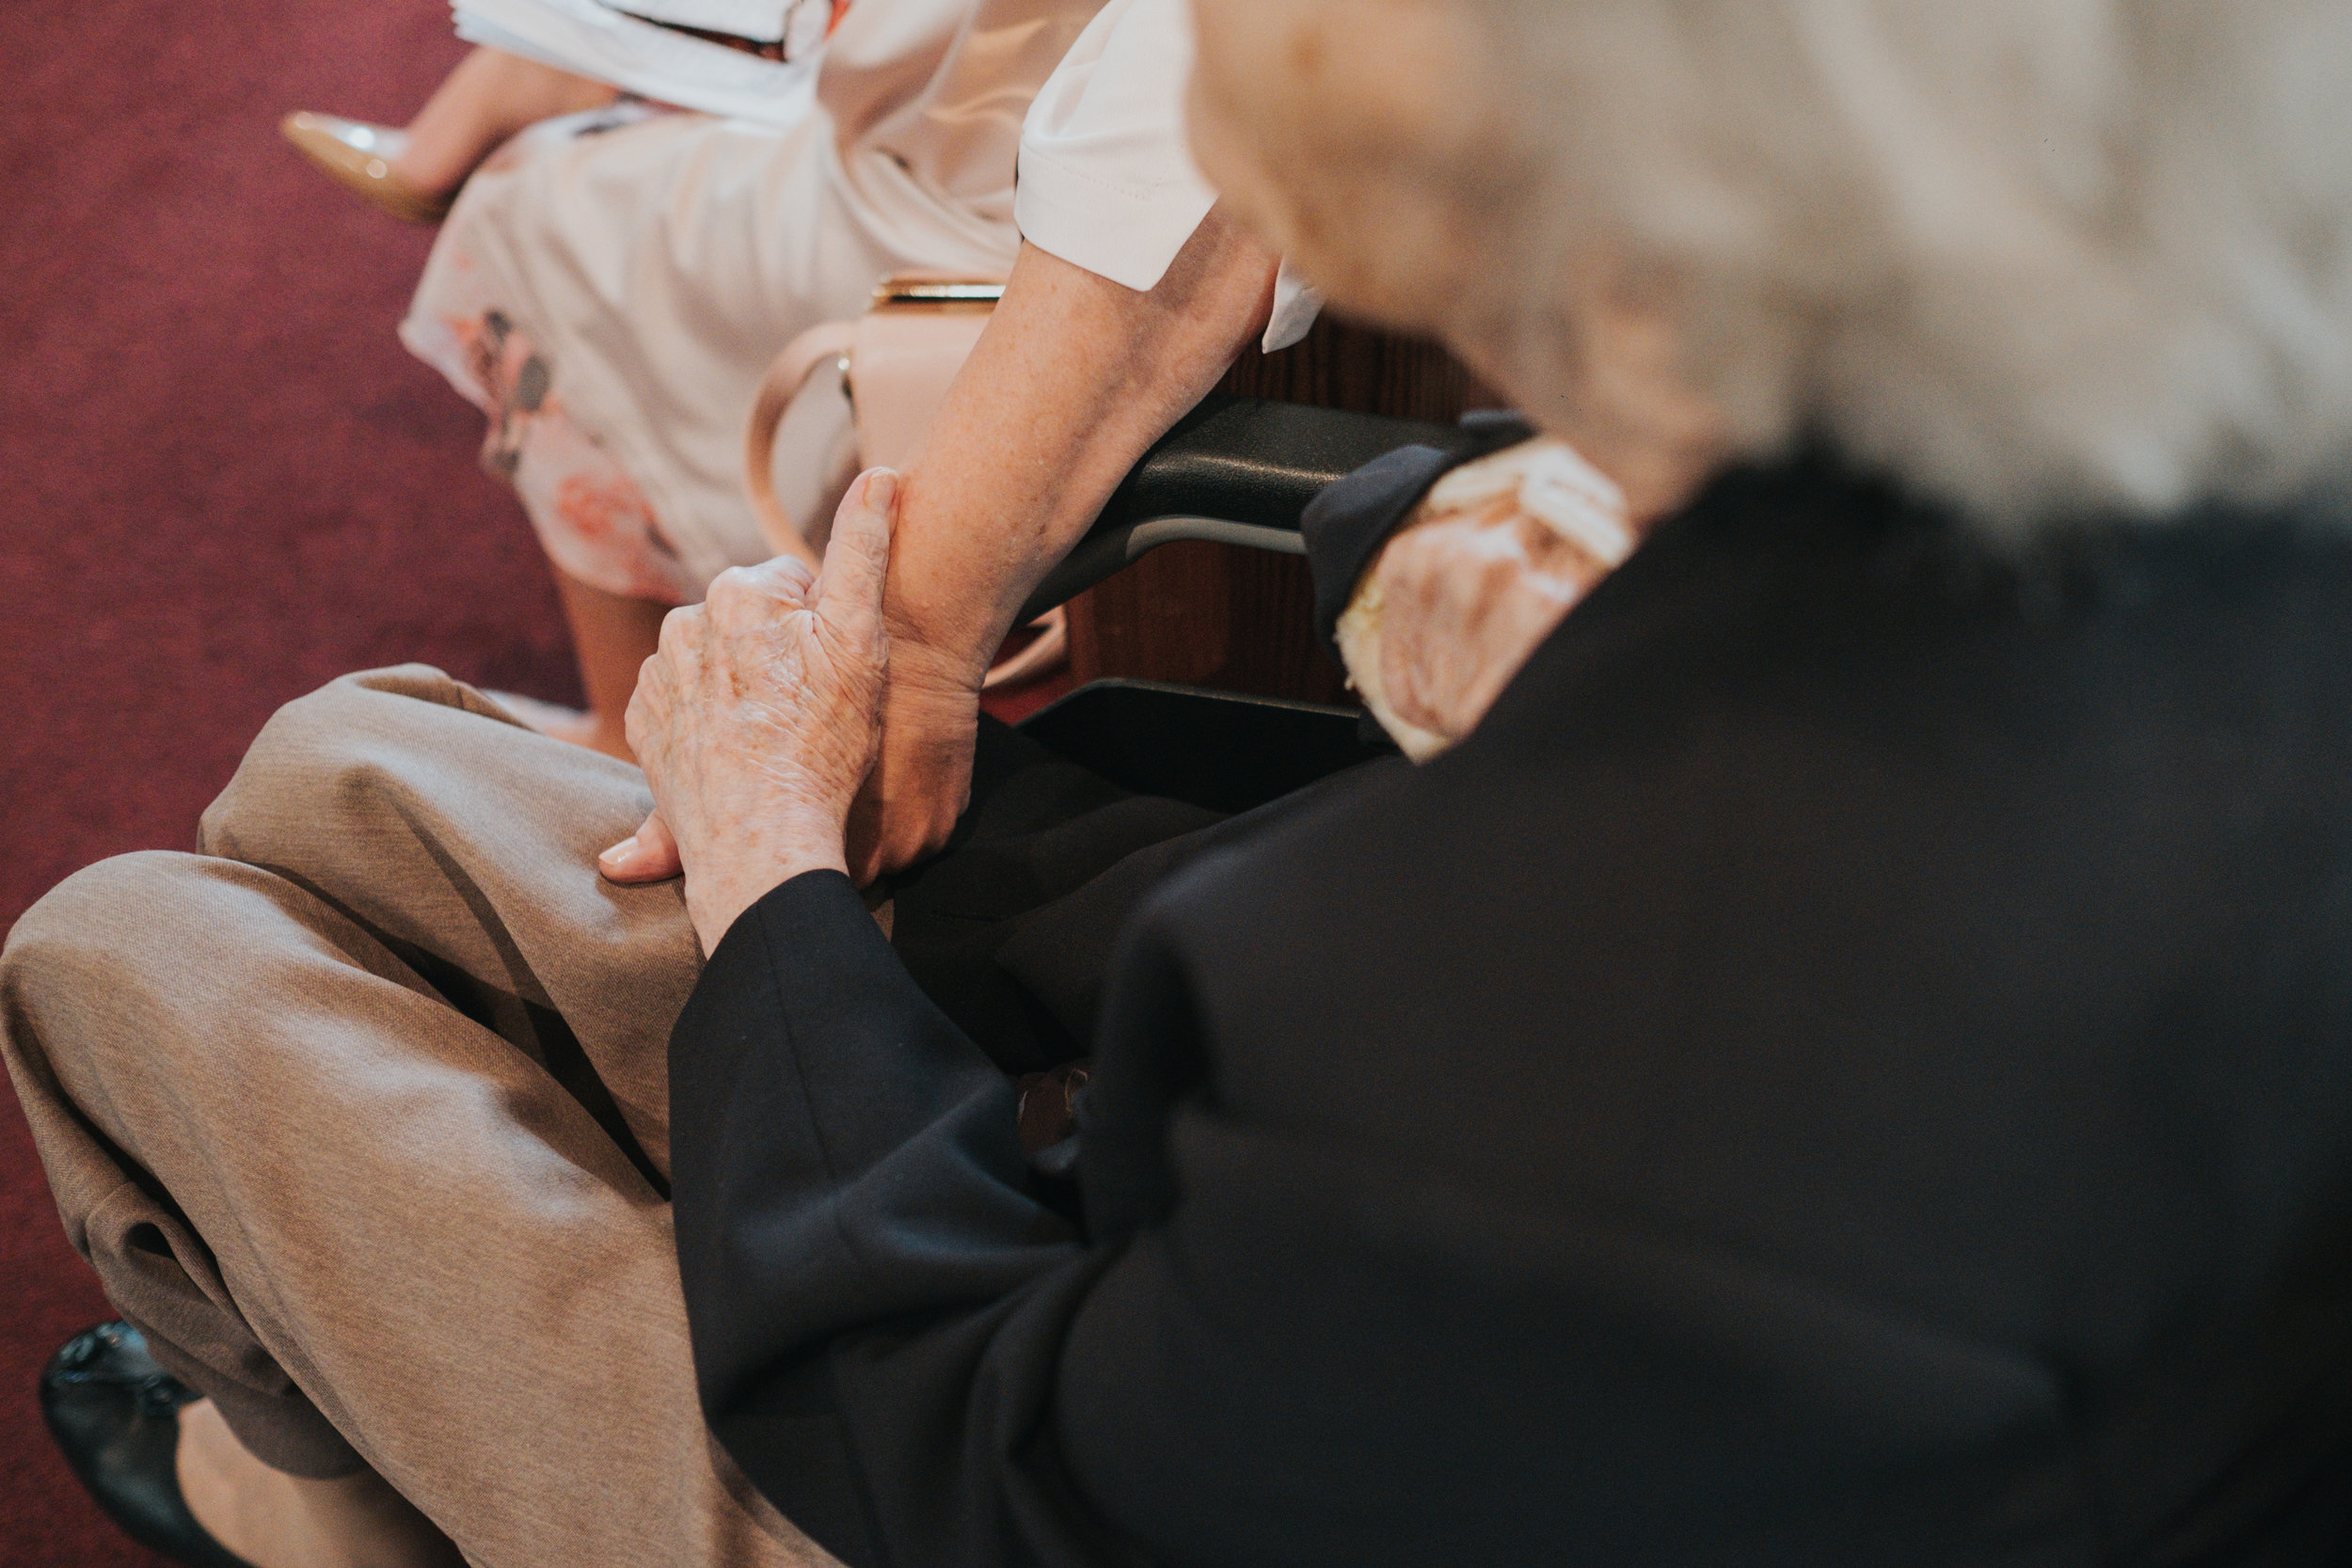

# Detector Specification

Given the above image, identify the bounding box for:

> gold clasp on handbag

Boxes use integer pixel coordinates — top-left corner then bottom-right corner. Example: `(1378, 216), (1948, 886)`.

(869, 277), (1005, 310)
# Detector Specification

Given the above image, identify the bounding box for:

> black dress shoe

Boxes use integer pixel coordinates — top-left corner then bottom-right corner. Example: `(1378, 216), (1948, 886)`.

(40, 1322), (257, 1568)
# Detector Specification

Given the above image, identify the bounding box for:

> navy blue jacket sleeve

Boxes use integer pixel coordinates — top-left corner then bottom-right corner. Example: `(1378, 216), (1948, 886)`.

(667, 869), (1148, 1568)
(1299, 409), (1534, 656)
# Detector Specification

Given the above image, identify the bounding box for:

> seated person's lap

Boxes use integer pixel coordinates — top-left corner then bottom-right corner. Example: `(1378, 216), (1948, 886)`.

(0, 664), (1339, 1566)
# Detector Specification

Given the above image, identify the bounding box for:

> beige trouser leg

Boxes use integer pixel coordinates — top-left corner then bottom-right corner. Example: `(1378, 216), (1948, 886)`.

(0, 666), (833, 1568)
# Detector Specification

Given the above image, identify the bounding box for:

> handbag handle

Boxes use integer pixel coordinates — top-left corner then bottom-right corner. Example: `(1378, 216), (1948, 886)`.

(747, 279), (1006, 560)
(744, 320), (857, 563)
(742, 279), (1059, 687)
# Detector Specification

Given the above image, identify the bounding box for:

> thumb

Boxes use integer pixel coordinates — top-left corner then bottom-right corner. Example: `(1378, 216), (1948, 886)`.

(816, 467), (896, 634)
(597, 807), (683, 883)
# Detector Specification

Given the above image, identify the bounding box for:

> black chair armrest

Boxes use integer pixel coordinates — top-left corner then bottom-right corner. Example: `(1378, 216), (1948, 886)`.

(1016, 678), (1391, 813)
(1015, 393), (1475, 622)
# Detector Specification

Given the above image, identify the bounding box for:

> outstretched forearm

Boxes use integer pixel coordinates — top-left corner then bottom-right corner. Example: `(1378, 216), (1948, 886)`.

(885, 211), (1279, 690)
(849, 209), (1279, 879)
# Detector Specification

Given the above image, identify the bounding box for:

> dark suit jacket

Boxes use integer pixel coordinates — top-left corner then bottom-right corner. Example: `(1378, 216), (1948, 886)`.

(668, 454), (2352, 1566)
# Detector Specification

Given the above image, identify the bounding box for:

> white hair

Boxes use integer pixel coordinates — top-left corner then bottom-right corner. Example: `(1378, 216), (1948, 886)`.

(1473, 0), (2352, 531)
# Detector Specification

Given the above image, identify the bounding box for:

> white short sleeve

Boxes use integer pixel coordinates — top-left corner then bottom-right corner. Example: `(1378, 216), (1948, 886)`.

(1016, 0), (1322, 348)
(1015, 0), (1215, 293)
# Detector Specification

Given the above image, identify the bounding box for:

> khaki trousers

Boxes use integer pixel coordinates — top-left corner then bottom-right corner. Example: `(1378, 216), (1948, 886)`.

(1, 667), (834, 1568)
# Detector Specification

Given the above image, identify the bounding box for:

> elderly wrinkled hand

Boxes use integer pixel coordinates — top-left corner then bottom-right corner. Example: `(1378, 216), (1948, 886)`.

(1341, 440), (1639, 761)
(599, 469), (896, 952)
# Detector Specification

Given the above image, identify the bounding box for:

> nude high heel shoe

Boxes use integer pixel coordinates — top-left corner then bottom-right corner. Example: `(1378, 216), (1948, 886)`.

(278, 112), (454, 225)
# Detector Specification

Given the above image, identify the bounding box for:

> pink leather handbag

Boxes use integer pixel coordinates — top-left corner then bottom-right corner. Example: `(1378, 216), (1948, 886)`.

(745, 277), (1067, 689)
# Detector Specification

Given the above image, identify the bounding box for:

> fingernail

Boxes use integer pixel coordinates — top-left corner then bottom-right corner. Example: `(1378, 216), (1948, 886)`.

(866, 469), (898, 511)
(599, 836), (637, 864)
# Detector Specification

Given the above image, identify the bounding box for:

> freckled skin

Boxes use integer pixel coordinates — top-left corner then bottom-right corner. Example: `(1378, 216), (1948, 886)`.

(626, 472), (898, 951)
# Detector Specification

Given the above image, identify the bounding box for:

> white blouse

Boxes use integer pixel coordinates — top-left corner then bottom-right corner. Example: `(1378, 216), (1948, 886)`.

(1013, 0), (1323, 350)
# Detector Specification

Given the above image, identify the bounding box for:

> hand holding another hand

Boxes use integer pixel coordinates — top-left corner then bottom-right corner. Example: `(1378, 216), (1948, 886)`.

(600, 469), (896, 953)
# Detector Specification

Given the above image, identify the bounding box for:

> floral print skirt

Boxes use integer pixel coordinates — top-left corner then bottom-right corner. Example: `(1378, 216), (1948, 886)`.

(400, 98), (1016, 605)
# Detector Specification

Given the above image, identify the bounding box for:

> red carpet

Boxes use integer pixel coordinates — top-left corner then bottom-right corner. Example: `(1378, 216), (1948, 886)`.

(1, 0), (554, 1558)
(0, 0), (1057, 1559)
